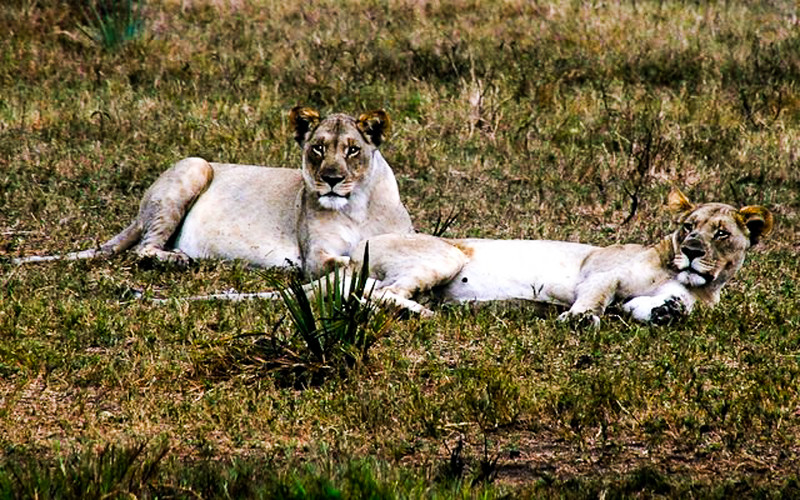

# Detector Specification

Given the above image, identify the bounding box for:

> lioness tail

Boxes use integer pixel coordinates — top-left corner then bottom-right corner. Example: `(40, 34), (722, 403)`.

(12, 221), (142, 265)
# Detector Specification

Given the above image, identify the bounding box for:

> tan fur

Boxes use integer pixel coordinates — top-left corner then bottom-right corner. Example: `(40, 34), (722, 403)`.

(451, 241), (475, 259)
(349, 234), (470, 301)
(13, 108), (414, 277)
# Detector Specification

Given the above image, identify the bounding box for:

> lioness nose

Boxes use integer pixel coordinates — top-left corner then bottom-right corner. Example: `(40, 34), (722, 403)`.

(321, 174), (345, 187)
(681, 245), (705, 261)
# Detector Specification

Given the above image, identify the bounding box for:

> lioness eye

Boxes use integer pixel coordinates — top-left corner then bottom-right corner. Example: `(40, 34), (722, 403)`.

(311, 144), (325, 157)
(683, 222), (693, 232)
(346, 145), (360, 157)
(714, 229), (730, 240)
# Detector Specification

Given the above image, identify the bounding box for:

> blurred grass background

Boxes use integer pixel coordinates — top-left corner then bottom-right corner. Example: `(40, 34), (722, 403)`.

(1, 0), (799, 497)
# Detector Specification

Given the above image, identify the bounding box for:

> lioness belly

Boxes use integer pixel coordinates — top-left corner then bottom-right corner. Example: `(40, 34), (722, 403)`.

(174, 164), (303, 267)
(440, 239), (596, 305)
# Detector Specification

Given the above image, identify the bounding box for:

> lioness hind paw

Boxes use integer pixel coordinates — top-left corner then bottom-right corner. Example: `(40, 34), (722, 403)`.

(649, 297), (687, 326)
(136, 247), (192, 266)
(557, 311), (600, 329)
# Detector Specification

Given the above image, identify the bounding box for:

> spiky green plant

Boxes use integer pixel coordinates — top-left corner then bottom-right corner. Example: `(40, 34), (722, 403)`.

(78, 0), (146, 50)
(269, 244), (397, 385)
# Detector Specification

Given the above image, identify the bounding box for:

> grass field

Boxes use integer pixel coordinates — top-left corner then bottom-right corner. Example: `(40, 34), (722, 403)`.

(2, 0), (800, 497)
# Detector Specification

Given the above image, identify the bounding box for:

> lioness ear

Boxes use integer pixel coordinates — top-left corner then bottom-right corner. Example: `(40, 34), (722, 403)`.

(357, 110), (391, 147)
(289, 106), (321, 146)
(739, 205), (774, 245)
(668, 188), (694, 213)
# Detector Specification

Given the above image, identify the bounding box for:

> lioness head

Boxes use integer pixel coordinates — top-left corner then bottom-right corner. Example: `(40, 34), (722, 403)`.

(668, 189), (773, 288)
(289, 106), (390, 210)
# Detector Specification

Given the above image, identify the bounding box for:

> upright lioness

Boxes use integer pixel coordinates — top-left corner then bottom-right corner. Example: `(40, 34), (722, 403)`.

(14, 107), (414, 277)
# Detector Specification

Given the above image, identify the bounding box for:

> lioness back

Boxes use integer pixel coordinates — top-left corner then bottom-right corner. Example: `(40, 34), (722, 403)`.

(174, 163), (304, 267)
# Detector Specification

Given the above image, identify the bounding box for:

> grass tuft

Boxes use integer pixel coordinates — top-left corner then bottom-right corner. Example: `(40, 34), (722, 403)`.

(0, 439), (169, 499)
(75, 0), (146, 50)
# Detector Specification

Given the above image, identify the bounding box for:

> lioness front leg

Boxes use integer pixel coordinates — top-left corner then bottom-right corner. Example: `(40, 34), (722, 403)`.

(133, 157), (214, 263)
(558, 272), (619, 327)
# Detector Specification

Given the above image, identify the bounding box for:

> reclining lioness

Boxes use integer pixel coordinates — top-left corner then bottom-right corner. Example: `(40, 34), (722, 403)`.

(257, 189), (768, 325)
(348, 189), (772, 324)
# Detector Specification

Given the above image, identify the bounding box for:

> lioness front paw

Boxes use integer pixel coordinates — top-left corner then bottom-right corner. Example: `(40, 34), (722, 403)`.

(623, 295), (687, 325)
(649, 296), (687, 326)
(557, 311), (601, 328)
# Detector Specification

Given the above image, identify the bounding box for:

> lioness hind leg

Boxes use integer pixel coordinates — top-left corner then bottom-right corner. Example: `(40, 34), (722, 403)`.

(133, 157), (214, 263)
(303, 274), (434, 317)
(13, 200), (143, 264)
(14, 157), (212, 265)
(351, 234), (470, 301)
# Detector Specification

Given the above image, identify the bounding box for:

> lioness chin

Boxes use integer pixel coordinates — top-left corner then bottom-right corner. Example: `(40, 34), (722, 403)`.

(13, 107), (414, 278)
